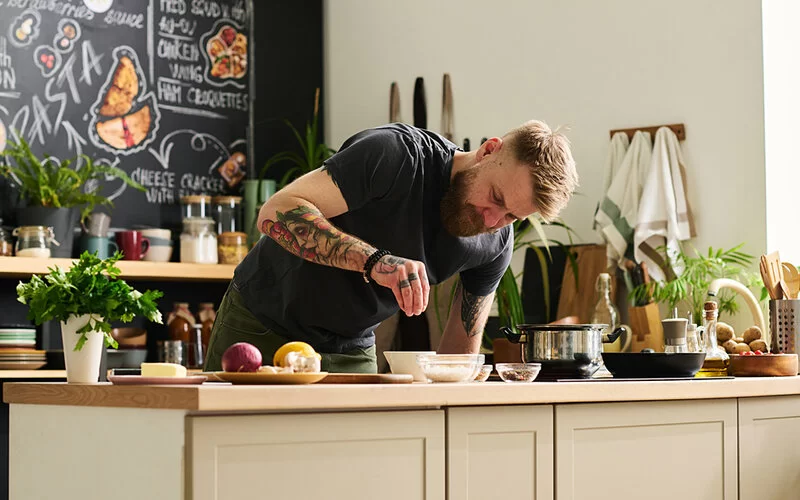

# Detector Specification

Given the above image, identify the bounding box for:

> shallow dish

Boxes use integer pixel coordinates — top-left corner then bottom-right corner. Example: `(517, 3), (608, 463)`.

(602, 352), (706, 379)
(213, 371), (328, 385)
(496, 363), (541, 382)
(109, 375), (207, 385)
(729, 354), (798, 377)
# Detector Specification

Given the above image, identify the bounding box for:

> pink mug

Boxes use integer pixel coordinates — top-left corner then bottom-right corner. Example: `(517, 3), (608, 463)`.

(115, 231), (150, 261)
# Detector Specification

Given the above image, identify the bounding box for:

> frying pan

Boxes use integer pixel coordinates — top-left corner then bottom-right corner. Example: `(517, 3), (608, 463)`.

(601, 351), (706, 378)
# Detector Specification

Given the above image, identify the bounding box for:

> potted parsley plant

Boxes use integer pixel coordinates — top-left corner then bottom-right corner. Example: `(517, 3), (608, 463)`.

(16, 252), (163, 383)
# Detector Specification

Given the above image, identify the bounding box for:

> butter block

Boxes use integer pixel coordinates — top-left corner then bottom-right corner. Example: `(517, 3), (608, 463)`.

(141, 362), (187, 378)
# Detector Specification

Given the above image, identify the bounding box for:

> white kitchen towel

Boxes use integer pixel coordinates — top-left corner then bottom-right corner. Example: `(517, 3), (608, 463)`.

(634, 126), (696, 281)
(593, 131), (630, 233)
(595, 130), (652, 269)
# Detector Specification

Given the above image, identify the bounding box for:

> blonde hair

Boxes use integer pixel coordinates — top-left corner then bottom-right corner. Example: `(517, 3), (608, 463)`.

(503, 120), (578, 222)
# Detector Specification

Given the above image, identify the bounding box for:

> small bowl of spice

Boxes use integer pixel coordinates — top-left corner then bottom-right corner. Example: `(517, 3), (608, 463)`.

(473, 364), (493, 382)
(496, 363), (541, 383)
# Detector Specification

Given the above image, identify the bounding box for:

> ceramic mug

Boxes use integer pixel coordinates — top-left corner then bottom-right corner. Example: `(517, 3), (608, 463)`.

(141, 228), (173, 262)
(115, 230), (150, 261)
(80, 235), (118, 260)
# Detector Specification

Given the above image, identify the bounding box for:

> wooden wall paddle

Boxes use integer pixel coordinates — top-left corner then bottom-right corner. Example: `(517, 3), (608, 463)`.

(318, 373), (413, 384)
(556, 244), (616, 323)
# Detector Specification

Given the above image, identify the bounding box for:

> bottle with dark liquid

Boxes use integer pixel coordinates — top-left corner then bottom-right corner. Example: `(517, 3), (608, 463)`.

(696, 301), (730, 377)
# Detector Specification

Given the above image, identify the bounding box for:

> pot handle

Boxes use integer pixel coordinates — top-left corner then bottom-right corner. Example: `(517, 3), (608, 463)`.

(500, 326), (527, 344)
(602, 326), (625, 344)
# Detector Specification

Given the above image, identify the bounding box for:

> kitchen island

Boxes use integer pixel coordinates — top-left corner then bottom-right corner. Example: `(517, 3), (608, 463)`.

(6, 377), (800, 500)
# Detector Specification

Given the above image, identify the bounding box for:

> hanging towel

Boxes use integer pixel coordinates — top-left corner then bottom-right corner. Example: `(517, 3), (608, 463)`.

(595, 130), (652, 269)
(594, 131), (630, 233)
(634, 127), (696, 281)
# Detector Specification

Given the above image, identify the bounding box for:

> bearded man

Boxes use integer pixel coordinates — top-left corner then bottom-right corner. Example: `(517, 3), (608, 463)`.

(205, 121), (579, 373)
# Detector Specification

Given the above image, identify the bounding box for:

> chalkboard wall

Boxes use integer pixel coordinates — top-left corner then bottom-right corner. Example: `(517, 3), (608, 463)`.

(0, 0), (253, 229)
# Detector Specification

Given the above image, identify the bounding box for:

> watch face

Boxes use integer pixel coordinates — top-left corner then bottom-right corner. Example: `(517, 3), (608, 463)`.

(83, 0), (113, 13)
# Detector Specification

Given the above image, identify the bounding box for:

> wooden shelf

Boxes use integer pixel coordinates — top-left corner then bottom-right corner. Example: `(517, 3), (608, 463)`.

(0, 257), (234, 282)
(0, 370), (65, 379)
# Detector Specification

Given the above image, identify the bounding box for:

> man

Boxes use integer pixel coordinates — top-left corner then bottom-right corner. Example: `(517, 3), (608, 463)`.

(205, 120), (578, 373)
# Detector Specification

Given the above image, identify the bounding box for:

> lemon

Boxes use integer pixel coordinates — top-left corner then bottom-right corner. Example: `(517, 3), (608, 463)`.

(273, 341), (321, 367)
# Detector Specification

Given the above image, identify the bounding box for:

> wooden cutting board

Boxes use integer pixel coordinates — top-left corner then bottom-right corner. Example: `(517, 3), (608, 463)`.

(556, 244), (615, 323)
(318, 373), (413, 384)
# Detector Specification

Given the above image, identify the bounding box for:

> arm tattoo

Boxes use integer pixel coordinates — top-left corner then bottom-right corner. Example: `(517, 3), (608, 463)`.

(456, 281), (491, 337)
(262, 205), (371, 268)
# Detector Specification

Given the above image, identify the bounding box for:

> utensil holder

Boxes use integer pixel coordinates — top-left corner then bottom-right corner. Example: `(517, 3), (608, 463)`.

(628, 302), (664, 352)
(769, 299), (800, 354)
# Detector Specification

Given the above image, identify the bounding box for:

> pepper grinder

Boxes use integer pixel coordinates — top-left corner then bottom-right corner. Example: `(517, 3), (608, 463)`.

(662, 317), (689, 353)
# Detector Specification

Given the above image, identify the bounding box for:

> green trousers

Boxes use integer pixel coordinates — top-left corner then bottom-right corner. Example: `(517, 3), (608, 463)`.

(204, 285), (377, 374)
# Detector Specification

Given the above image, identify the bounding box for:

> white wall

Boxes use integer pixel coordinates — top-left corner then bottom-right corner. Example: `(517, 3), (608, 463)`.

(763, 0), (800, 264)
(324, 0), (768, 329)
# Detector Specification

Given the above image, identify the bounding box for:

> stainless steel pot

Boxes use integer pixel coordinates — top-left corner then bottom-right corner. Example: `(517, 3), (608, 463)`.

(501, 324), (624, 380)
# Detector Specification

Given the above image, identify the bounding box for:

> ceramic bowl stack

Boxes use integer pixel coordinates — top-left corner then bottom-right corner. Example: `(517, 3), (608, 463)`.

(0, 328), (45, 369)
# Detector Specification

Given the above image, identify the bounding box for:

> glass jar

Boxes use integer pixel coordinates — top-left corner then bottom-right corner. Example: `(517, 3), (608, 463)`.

(697, 301), (730, 377)
(180, 217), (218, 264)
(180, 195), (212, 219)
(218, 231), (248, 265)
(212, 196), (243, 234)
(13, 226), (56, 258)
(0, 219), (12, 257)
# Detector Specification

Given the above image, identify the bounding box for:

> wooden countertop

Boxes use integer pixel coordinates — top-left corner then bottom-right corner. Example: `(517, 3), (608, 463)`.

(5, 377), (800, 412)
(0, 370), (65, 379)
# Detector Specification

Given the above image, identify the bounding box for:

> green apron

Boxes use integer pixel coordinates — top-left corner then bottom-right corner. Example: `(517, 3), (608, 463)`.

(204, 285), (377, 374)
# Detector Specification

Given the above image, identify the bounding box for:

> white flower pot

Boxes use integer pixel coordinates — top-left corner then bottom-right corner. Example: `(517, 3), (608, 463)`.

(60, 314), (105, 384)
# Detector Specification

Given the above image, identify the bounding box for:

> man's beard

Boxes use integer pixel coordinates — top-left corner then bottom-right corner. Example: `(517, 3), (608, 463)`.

(440, 167), (486, 237)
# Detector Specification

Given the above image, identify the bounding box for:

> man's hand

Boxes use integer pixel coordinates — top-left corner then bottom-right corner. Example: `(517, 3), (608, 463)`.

(370, 255), (430, 316)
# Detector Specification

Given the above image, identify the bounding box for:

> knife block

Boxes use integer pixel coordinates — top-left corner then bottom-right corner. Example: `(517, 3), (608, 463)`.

(628, 303), (664, 352)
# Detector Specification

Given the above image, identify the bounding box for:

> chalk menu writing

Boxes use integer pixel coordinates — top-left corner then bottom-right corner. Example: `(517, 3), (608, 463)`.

(0, 0), (251, 228)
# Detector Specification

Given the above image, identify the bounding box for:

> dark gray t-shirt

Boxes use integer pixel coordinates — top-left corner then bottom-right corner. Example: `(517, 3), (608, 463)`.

(234, 124), (513, 353)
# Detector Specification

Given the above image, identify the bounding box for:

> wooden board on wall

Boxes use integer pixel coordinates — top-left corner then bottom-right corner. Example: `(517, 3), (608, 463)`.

(556, 244), (616, 323)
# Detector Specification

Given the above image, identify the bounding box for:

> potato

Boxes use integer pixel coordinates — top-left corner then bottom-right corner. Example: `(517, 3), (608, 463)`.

(743, 326), (763, 344)
(733, 342), (751, 354)
(749, 340), (768, 352)
(722, 339), (738, 353)
(716, 322), (734, 342)
(733, 336), (745, 344)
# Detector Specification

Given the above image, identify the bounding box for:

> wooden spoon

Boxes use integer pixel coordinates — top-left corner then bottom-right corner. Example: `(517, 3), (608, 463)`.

(761, 256), (776, 299)
(782, 262), (800, 299)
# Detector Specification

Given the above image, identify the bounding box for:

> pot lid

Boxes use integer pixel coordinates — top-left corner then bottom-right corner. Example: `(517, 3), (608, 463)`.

(516, 324), (609, 331)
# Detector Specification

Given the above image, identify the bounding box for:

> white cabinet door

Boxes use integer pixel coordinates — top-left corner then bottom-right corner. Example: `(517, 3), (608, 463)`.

(556, 399), (738, 500)
(739, 395), (800, 500)
(187, 410), (445, 500)
(448, 405), (554, 500)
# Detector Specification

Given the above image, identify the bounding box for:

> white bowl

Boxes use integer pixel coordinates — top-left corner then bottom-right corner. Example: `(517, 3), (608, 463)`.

(384, 351), (436, 382)
(143, 245), (173, 262)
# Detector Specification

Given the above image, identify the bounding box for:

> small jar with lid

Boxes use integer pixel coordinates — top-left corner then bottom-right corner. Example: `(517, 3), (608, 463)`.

(212, 196), (243, 234)
(180, 195), (212, 220)
(180, 217), (218, 264)
(13, 226), (57, 258)
(0, 219), (12, 257)
(218, 231), (248, 265)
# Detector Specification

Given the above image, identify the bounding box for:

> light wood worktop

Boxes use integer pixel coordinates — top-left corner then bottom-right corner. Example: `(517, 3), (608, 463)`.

(5, 376), (800, 412)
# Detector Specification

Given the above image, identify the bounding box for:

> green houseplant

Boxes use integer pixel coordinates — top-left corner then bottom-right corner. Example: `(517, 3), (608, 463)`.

(629, 243), (766, 323)
(1, 133), (145, 257)
(16, 251), (163, 383)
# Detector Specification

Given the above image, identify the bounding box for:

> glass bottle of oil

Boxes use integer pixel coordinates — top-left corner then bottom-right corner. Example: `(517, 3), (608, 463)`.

(696, 301), (730, 377)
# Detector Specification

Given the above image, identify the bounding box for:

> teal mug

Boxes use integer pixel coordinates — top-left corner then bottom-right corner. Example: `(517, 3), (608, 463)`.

(80, 235), (118, 260)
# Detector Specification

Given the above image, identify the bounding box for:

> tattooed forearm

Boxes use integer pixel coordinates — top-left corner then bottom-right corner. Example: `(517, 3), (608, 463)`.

(262, 205), (373, 269)
(456, 281), (492, 337)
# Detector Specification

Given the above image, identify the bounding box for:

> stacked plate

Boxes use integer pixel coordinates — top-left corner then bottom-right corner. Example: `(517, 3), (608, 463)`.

(0, 329), (45, 369)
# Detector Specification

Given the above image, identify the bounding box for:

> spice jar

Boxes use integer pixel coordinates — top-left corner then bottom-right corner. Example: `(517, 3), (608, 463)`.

(0, 219), (12, 257)
(212, 196), (243, 234)
(218, 231), (248, 265)
(180, 217), (218, 264)
(198, 303), (216, 352)
(180, 195), (212, 219)
(13, 226), (57, 258)
(167, 302), (197, 343)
